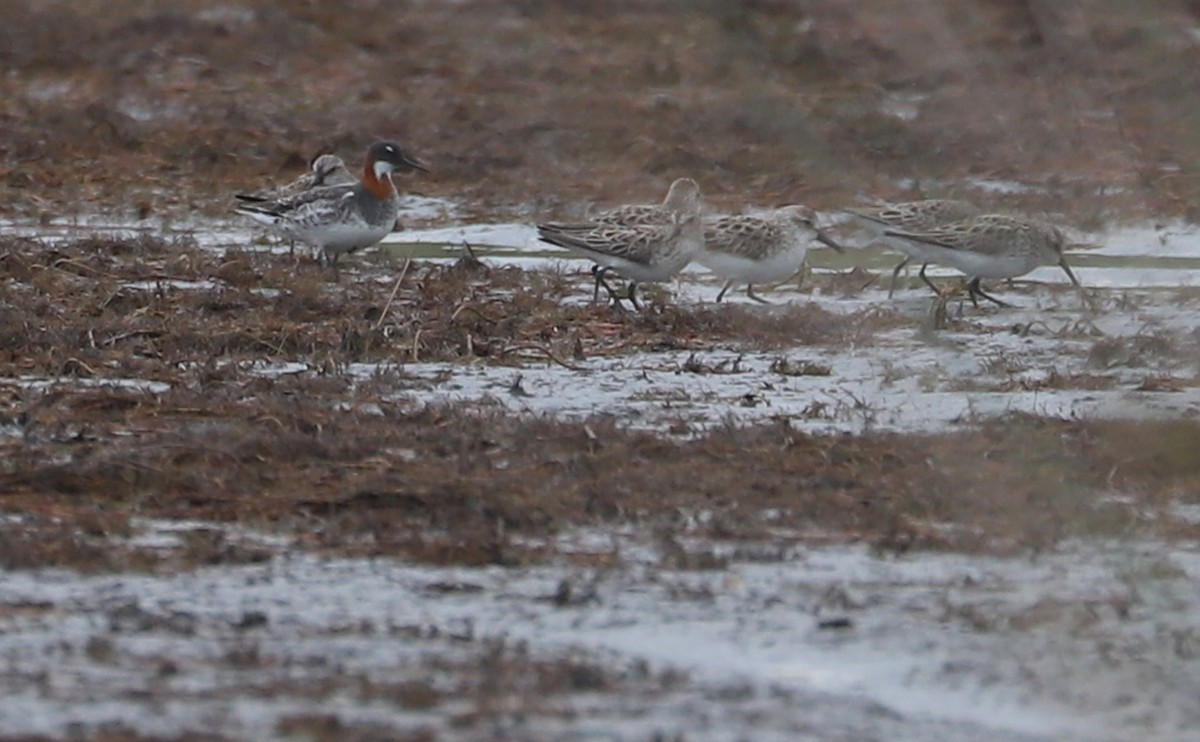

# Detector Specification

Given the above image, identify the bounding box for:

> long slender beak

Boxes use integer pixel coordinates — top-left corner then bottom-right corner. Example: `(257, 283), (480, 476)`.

(816, 228), (845, 253)
(404, 155), (429, 173)
(1058, 256), (1081, 288)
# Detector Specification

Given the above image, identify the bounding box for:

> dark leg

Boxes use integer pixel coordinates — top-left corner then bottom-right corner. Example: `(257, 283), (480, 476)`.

(888, 257), (910, 298)
(967, 277), (1012, 308)
(715, 280), (734, 303)
(591, 265), (610, 302)
(592, 266), (624, 305)
(627, 282), (642, 311)
(917, 264), (941, 296)
(745, 284), (771, 304)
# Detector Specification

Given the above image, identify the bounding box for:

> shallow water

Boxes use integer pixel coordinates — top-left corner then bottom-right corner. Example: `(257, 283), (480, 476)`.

(7, 214), (1200, 436)
(0, 520), (1196, 740)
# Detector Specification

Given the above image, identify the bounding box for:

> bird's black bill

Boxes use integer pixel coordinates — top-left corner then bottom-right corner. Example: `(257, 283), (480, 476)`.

(816, 229), (845, 253)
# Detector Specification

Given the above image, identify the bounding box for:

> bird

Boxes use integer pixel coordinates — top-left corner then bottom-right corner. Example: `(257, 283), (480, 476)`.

(588, 177), (701, 228)
(843, 199), (983, 297)
(235, 154), (355, 205)
(882, 214), (1082, 307)
(235, 154), (356, 257)
(234, 141), (426, 272)
(537, 178), (704, 310)
(578, 178), (705, 300)
(698, 205), (844, 303)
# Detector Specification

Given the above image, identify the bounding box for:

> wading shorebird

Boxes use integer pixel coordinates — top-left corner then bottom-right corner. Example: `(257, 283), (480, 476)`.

(588, 177), (701, 228)
(577, 177), (705, 301)
(882, 214), (1082, 307)
(843, 199), (983, 297)
(235, 154), (357, 257)
(537, 178), (704, 310)
(235, 154), (355, 205)
(234, 141), (426, 272)
(698, 205), (844, 303)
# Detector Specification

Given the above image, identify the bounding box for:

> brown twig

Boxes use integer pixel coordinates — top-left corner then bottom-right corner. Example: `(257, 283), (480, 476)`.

(373, 257), (412, 331)
(499, 343), (584, 371)
(449, 303), (503, 324)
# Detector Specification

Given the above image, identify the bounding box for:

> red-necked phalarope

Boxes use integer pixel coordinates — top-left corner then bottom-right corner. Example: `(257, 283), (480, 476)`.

(235, 141), (426, 271)
(537, 178), (704, 310)
(699, 205), (843, 303)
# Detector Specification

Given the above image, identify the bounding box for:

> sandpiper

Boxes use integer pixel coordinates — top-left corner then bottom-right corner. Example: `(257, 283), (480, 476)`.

(843, 199), (982, 297)
(234, 141), (426, 271)
(590, 177), (702, 227)
(537, 178), (704, 309)
(883, 214), (1081, 306)
(235, 154), (355, 205)
(698, 205), (844, 303)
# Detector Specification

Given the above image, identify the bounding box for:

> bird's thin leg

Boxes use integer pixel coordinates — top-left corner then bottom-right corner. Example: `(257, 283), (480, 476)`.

(627, 282), (642, 311)
(967, 277), (1012, 308)
(715, 280), (734, 303)
(592, 267), (624, 306)
(918, 264), (941, 296)
(888, 257), (910, 298)
(745, 284), (771, 305)
(591, 265), (619, 303)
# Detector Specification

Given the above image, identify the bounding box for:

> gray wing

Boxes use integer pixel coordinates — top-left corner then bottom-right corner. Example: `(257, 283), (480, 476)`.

(704, 216), (783, 261)
(883, 220), (1012, 257)
(235, 184), (360, 227)
(847, 200), (981, 230)
(537, 220), (677, 266)
(235, 172), (318, 203)
(317, 165), (356, 188)
(235, 161), (355, 203)
(591, 204), (670, 227)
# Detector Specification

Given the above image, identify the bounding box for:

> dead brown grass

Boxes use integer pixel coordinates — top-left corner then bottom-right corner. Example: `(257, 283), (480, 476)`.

(6, 374), (1200, 568)
(1, 1), (1198, 224)
(0, 235), (899, 379)
(2, 235), (1200, 569)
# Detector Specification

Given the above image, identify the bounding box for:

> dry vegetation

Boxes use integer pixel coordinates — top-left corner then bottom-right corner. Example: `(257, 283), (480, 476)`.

(1, 0), (1199, 225)
(0, 0), (1197, 566)
(5, 5), (1200, 739)
(2, 235), (1200, 573)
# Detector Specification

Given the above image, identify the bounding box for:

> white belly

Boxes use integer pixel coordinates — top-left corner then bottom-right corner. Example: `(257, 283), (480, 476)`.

(926, 246), (1040, 279)
(303, 221), (392, 255)
(696, 246), (806, 283)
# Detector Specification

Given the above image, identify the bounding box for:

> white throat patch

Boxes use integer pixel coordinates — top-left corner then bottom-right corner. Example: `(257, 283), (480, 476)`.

(373, 160), (393, 180)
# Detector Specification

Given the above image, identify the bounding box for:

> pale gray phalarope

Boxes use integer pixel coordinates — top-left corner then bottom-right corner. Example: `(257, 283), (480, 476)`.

(235, 141), (426, 271)
(235, 154), (356, 257)
(699, 205), (843, 303)
(537, 178), (704, 309)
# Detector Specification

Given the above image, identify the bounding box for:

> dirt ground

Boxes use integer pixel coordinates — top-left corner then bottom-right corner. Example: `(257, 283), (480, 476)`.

(3, 0), (1200, 225)
(2, 233), (1200, 567)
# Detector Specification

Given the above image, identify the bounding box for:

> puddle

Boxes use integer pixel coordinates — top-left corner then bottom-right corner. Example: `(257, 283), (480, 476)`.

(0, 520), (1195, 740)
(8, 376), (172, 395)
(7, 214), (1200, 435)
